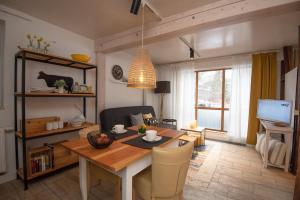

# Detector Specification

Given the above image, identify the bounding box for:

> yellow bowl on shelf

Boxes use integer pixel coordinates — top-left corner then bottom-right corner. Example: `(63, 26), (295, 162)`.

(71, 54), (90, 63)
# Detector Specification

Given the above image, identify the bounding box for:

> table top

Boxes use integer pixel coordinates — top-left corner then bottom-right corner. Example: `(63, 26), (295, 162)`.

(61, 126), (184, 172)
(179, 135), (197, 142)
(181, 126), (205, 132)
(260, 120), (293, 133)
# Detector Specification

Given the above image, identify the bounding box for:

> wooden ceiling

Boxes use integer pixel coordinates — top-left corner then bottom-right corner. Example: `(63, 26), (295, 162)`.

(0, 0), (221, 39)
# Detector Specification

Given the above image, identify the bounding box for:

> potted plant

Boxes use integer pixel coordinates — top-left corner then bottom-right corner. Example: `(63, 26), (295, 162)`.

(54, 79), (66, 94)
(138, 124), (147, 134)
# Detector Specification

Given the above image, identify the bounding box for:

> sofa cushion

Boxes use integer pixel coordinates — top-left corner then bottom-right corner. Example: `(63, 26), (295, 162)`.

(100, 106), (156, 132)
(130, 113), (144, 126)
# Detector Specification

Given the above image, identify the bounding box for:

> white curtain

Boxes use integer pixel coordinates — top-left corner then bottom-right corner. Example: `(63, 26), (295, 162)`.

(228, 59), (252, 143)
(145, 64), (195, 129)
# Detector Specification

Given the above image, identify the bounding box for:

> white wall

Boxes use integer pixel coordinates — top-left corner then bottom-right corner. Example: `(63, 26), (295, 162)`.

(0, 5), (95, 184)
(104, 51), (143, 109)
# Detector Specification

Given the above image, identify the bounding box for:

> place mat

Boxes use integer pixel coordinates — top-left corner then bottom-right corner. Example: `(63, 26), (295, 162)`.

(122, 135), (172, 149)
(106, 129), (138, 140)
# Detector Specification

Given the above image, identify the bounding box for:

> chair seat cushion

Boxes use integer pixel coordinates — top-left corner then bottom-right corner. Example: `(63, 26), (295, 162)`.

(134, 167), (152, 200)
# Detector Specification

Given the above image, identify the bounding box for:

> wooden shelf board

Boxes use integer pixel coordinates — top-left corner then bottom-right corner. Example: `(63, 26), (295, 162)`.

(17, 155), (78, 181)
(28, 146), (49, 154)
(16, 49), (96, 69)
(15, 92), (96, 97)
(17, 122), (95, 139)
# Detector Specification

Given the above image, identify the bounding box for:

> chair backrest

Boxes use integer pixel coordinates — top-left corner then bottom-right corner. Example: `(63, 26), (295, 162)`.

(151, 142), (193, 199)
(78, 125), (100, 138)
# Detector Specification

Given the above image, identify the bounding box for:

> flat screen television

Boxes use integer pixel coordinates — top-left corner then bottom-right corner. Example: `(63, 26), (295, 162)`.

(257, 99), (292, 125)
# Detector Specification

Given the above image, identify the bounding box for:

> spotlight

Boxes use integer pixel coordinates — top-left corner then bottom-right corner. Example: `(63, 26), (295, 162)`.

(130, 0), (141, 15)
(190, 48), (194, 60)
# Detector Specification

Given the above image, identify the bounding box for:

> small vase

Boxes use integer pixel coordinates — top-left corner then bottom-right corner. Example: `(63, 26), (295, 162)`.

(58, 87), (64, 94)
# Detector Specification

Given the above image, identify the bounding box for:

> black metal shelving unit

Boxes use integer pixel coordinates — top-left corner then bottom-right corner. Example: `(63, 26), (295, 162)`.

(14, 49), (98, 190)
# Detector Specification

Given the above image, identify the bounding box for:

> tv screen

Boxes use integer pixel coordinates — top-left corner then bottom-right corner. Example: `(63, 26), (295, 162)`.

(257, 99), (292, 125)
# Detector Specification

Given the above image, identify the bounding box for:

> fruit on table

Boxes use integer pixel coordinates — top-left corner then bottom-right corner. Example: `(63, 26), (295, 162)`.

(96, 134), (110, 144)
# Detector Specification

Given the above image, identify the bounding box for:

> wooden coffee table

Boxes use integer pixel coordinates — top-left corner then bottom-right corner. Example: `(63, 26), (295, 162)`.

(181, 127), (206, 146)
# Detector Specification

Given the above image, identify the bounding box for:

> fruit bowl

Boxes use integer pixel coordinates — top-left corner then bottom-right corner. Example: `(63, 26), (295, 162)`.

(71, 54), (90, 63)
(87, 132), (113, 149)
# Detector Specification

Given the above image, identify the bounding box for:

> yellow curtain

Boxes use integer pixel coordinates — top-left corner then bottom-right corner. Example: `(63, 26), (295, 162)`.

(246, 53), (277, 145)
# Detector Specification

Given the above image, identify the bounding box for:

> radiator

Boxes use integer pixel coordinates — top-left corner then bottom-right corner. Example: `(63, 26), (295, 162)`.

(0, 128), (6, 174)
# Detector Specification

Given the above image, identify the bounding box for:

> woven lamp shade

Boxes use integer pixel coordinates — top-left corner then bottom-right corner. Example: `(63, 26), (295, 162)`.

(127, 47), (157, 89)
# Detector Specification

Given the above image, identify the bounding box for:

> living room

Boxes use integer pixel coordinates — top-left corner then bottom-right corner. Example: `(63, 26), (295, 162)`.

(0, 0), (300, 200)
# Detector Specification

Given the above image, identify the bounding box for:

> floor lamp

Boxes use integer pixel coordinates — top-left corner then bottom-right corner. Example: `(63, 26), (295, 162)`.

(154, 81), (170, 120)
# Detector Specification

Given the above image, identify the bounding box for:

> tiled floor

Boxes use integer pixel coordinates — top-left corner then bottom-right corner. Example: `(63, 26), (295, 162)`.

(0, 140), (295, 200)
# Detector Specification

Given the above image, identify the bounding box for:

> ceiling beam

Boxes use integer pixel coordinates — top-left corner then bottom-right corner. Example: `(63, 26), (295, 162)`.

(143, 0), (163, 20)
(178, 36), (201, 58)
(96, 0), (300, 53)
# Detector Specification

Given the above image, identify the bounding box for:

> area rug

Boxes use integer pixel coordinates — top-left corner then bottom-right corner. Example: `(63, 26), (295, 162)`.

(185, 144), (213, 186)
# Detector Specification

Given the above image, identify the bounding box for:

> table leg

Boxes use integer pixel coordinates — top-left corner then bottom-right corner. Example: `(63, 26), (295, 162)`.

(264, 131), (270, 168)
(284, 134), (292, 172)
(79, 157), (89, 200)
(120, 168), (133, 200)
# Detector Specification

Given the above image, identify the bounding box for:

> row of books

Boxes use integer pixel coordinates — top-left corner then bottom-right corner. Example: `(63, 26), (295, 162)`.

(30, 144), (54, 175)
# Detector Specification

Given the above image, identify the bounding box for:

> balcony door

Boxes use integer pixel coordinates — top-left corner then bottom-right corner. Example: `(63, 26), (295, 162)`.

(195, 69), (232, 131)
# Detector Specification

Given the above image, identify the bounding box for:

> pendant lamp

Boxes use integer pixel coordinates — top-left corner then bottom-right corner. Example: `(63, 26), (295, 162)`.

(127, 4), (156, 89)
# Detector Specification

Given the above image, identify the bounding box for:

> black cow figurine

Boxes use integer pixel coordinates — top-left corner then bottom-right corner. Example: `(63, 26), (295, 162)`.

(38, 71), (74, 93)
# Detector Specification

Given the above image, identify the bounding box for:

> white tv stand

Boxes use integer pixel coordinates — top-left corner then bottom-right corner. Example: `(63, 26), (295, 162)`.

(260, 120), (293, 172)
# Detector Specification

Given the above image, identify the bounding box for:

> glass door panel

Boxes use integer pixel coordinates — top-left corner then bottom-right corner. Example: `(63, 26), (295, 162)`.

(197, 109), (221, 130)
(197, 70), (222, 108)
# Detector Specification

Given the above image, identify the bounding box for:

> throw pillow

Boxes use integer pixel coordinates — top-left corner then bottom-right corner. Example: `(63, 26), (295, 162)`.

(143, 113), (153, 120)
(130, 113), (144, 126)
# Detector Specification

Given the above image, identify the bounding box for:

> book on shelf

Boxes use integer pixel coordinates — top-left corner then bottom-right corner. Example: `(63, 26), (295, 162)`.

(30, 145), (54, 175)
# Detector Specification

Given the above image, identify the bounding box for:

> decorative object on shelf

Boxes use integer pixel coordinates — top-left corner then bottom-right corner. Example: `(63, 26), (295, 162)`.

(155, 81), (171, 120)
(52, 121), (59, 130)
(138, 124), (147, 134)
(30, 87), (55, 93)
(87, 132), (113, 149)
(54, 79), (66, 94)
(46, 122), (53, 131)
(71, 115), (85, 127)
(71, 104), (86, 127)
(37, 37), (43, 51)
(58, 121), (64, 129)
(72, 83), (93, 94)
(72, 82), (80, 93)
(24, 34), (55, 54)
(127, 4), (156, 89)
(26, 34), (34, 50)
(71, 54), (90, 63)
(38, 71), (74, 93)
(43, 42), (50, 54)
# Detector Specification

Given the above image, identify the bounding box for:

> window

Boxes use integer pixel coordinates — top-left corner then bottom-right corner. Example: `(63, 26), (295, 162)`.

(195, 69), (232, 131)
(0, 20), (4, 109)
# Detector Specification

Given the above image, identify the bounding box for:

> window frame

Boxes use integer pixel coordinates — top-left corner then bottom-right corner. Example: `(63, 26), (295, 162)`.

(195, 68), (231, 132)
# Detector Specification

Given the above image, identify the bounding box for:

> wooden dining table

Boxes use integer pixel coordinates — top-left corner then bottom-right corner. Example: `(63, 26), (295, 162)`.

(61, 126), (185, 200)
